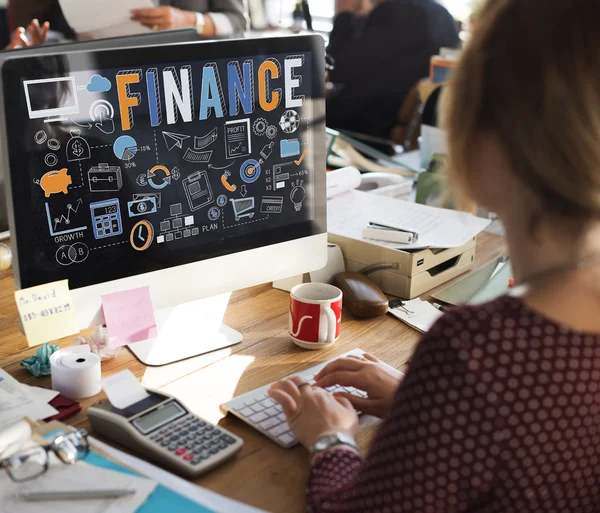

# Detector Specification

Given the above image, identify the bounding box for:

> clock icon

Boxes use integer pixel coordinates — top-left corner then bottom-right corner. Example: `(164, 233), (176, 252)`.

(130, 220), (154, 251)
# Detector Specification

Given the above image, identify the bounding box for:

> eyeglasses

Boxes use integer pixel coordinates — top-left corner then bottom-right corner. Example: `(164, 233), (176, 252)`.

(0, 429), (90, 482)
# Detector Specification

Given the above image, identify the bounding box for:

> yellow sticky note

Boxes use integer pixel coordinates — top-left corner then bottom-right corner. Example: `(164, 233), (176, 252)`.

(14, 280), (80, 347)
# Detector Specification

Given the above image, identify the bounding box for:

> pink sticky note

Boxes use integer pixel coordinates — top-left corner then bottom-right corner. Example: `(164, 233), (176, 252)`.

(102, 286), (158, 348)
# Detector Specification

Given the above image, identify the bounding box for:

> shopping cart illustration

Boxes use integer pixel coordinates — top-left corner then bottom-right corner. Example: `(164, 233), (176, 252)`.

(231, 197), (255, 221)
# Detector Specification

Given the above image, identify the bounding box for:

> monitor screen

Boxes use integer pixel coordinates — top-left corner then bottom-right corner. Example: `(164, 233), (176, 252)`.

(2, 36), (326, 290)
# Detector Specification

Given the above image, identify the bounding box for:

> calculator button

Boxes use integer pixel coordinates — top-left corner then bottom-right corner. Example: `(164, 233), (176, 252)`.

(191, 457), (203, 465)
(205, 426), (213, 431)
(184, 453), (194, 461)
(175, 448), (186, 456)
(218, 441), (228, 449)
(170, 435), (180, 441)
(221, 435), (236, 444)
(213, 429), (221, 435)
(185, 443), (195, 450)
(180, 430), (189, 436)
(161, 440), (170, 447)
(197, 421), (206, 427)
(189, 426), (198, 431)
(168, 444), (178, 451)
(209, 448), (219, 454)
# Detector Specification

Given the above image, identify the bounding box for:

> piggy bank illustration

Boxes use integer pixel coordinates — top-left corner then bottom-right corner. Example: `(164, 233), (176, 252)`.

(36, 168), (72, 197)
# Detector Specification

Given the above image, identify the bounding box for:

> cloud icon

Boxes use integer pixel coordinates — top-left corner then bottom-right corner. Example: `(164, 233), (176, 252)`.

(86, 74), (111, 93)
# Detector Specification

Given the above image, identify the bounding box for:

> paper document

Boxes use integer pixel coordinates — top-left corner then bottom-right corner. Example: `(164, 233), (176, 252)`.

(59, 0), (153, 38)
(326, 167), (362, 199)
(101, 370), (150, 409)
(0, 460), (156, 513)
(328, 190), (491, 250)
(388, 299), (444, 333)
(0, 369), (58, 431)
(102, 286), (157, 347)
(91, 437), (269, 513)
(14, 280), (80, 347)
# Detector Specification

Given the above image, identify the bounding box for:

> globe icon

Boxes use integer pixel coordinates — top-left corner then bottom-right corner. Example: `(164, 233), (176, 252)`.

(279, 110), (300, 134)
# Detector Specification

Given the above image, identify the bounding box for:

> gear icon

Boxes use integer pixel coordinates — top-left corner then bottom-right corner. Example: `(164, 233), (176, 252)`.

(266, 125), (278, 139)
(253, 118), (268, 136)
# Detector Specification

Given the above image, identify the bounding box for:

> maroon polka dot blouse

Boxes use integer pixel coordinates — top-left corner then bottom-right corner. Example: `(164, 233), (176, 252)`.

(308, 295), (600, 512)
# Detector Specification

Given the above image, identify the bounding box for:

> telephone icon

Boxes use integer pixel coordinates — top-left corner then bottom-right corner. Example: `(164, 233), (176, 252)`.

(221, 171), (237, 192)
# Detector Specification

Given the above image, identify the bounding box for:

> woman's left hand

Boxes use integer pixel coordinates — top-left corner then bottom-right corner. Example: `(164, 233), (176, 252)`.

(130, 7), (195, 30)
(268, 376), (358, 449)
(6, 19), (49, 49)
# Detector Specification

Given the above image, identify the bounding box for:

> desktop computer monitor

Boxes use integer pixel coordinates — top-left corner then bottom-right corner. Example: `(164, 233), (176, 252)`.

(0, 28), (199, 236)
(1, 35), (327, 365)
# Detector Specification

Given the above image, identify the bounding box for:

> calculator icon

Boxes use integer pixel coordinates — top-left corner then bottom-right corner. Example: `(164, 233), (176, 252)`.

(90, 199), (123, 240)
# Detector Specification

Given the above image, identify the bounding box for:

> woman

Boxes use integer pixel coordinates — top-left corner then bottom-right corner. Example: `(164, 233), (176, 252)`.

(269, 0), (600, 511)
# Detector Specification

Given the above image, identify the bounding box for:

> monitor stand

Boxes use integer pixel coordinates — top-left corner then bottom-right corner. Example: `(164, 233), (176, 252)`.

(126, 294), (243, 367)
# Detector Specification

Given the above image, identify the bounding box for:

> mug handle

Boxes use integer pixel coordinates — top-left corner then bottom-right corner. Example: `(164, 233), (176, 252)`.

(321, 305), (337, 344)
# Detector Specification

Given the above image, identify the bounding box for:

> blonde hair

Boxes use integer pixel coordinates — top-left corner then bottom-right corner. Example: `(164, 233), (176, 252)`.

(441, 0), (600, 218)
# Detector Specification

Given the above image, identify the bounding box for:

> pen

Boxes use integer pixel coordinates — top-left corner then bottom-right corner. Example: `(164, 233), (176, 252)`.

(16, 489), (136, 502)
(432, 302), (447, 312)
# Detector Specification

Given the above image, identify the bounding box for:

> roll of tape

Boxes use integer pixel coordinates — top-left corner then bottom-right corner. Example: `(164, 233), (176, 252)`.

(50, 345), (102, 399)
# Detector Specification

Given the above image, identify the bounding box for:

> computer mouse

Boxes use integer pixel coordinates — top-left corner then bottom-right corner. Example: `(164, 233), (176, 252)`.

(334, 272), (388, 318)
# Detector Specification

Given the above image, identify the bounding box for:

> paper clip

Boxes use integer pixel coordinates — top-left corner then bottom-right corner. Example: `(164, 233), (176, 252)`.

(388, 299), (414, 315)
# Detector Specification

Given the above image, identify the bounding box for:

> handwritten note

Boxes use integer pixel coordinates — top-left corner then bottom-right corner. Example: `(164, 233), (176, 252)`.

(102, 286), (157, 348)
(14, 280), (80, 347)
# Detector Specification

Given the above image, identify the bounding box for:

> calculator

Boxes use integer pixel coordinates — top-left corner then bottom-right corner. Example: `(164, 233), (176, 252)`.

(90, 199), (123, 240)
(88, 390), (243, 478)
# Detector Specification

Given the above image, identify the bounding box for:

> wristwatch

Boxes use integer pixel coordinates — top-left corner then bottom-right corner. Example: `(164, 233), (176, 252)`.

(195, 12), (205, 35)
(310, 432), (359, 458)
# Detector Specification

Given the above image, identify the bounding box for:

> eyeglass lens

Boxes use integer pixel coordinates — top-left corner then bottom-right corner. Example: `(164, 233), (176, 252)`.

(5, 446), (48, 482)
(52, 431), (90, 464)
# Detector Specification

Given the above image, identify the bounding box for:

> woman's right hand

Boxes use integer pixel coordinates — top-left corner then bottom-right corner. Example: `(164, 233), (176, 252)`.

(314, 353), (403, 419)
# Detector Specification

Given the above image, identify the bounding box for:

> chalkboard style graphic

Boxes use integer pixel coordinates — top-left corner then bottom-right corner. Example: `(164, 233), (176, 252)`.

(89, 99), (115, 135)
(45, 201), (87, 236)
(24, 77), (79, 123)
(136, 173), (148, 187)
(128, 196), (158, 217)
(253, 118), (268, 136)
(208, 206), (221, 221)
(34, 130), (47, 145)
(194, 128), (218, 150)
(260, 197), (283, 214)
(183, 170), (214, 211)
(225, 119), (251, 159)
(90, 199), (123, 239)
(231, 197), (255, 221)
(44, 153), (58, 167)
(183, 148), (212, 163)
(88, 163), (123, 192)
(56, 242), (89, 266)
(266, 125), (278, 140)
(295, 150), (308, 166)
(133, 192), (161, 209)
(273, 162), (294, 189)
(162, 131), (189, 151)
(157, 204), (196, 244)
(36, 168), (71, 197)
(86, 74), (112, 93)
(240, 159), (261, 184)
(130, 220), (154, 251)
(290, 180), (306, 212)
(66, 130), (91, 162)
(280, 139), (300, 158)
(47, 139), (61, 151)
(147, 165), (172, 190)
(279, 109), (300, 134)
(217, 194), (228, 207)
(240, 185), (247, 197)
(113, 135), (138, 161)
(258, 142), (274, 163)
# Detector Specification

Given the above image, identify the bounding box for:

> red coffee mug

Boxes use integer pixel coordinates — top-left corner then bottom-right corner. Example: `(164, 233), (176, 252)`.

(289, 283), (343, 349)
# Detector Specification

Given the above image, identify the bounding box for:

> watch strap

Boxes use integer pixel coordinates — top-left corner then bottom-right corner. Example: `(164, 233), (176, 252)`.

(310, 432), (358, 458)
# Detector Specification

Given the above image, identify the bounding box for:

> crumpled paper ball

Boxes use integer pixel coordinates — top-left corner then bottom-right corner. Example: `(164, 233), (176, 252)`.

(20, 342), (59, 377)
(73, 326), (121, 361)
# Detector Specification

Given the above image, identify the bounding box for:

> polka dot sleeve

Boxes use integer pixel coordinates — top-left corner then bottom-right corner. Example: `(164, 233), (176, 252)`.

(307, 310), (504, 512)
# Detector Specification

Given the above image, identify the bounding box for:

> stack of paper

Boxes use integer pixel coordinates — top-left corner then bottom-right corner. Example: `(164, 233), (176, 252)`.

(0, 369), (58, 431)
(328, 190), (491, 250)
(388, 299), (443, 333)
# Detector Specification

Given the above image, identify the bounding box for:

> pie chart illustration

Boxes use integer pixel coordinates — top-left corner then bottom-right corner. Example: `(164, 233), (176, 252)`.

(113, 135), (138, 161)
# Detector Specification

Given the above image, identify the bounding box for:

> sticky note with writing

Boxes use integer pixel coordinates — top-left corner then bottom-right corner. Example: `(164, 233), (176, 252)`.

(14, 280), (79, 347)
(102, 286), (157, 348)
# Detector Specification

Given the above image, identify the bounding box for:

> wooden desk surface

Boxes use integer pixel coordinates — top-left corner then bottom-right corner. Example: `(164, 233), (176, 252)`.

(0, 233), (504, 513)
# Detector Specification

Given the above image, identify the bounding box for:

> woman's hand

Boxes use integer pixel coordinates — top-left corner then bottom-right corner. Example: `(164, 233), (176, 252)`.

(268, 376), (358, 449)
(315, 353), (403, 419)
(130, 7), (196, 31)
(6, 19), (49, 49)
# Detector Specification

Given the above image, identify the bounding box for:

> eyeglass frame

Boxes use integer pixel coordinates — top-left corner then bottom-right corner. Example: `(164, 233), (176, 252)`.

(0, 428), (90, 483)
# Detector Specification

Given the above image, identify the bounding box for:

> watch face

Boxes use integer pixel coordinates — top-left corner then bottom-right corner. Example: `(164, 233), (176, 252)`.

(130, 220), (154, 251)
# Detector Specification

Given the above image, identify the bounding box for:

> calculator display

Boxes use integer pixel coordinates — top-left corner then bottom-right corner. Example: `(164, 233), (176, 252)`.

(132, 401), (185, 434)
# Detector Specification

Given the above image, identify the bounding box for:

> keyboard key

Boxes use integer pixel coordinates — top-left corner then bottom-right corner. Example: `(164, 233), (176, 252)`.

(277, 413), (286, 423)
(250, 403), (265, 413)
(259, 417), (281, 430)
(265, 407), (281, 417)
(239, 407), (254, 417)
(261, 398), (276, 408)
(278, 433), (295, 445)
(249, 412), (268, 423)
(269, 423), (290, 437)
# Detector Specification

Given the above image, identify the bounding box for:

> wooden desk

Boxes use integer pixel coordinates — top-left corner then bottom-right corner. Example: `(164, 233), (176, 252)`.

(0, 233), (504, 513)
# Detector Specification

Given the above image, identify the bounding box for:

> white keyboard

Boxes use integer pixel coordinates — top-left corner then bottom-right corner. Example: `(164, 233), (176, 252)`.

(220, 349), (370, 448)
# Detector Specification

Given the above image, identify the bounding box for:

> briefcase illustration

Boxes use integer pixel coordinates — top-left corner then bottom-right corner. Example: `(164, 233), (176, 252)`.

(88, 163), (123, 192)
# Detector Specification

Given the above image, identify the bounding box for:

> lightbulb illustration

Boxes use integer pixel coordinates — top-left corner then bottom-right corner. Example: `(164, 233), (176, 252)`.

(290, 179), (306, 212)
